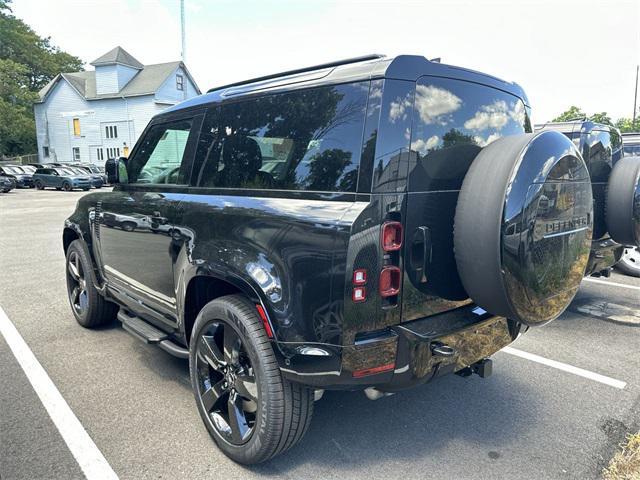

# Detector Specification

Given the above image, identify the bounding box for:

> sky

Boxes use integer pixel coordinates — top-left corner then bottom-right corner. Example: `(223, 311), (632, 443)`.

(11, 0), (640, 123)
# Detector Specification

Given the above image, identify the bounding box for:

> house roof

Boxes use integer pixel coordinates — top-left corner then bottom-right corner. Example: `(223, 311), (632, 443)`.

(90, 46), (144, 69)
(37, 60), (201, 103)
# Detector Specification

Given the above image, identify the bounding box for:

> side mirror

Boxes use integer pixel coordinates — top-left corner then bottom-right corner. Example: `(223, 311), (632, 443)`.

(105, 157), (128, 184)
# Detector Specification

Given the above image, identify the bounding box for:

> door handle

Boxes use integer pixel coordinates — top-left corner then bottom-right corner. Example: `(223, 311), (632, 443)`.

(410, 226), (431, 284)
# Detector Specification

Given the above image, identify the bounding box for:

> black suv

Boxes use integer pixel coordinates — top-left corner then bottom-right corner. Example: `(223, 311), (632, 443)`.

(63, 55), (640, 464)
(535, 121), (626, 275)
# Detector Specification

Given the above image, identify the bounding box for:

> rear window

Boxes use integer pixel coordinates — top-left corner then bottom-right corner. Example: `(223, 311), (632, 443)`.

(195, 82), (368, 192)
(409, 77), (530, 191)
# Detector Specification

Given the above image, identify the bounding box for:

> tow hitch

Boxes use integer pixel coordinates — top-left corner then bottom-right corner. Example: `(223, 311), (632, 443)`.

(456, 358), (493, 379)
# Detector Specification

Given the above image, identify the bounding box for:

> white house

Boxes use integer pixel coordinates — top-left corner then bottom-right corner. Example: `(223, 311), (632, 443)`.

(34, 46), (200, 164)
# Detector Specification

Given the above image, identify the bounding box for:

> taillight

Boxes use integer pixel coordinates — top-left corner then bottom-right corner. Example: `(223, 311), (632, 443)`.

(381, 221), (403, 251)
(353, 269), (367, 285)
(352, 268), (367, 302)
(352, 287), (366, 302)
(379, 266), (401, 297)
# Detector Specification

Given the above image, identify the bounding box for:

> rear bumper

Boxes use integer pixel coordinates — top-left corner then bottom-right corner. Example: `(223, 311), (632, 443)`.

(278, 305), (520, 390)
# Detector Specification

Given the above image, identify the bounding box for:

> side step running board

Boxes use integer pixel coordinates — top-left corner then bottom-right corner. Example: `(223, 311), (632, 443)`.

(117, 310), (189, 359)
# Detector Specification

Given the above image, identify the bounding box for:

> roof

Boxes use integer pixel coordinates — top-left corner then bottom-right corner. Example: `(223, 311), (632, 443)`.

(163, 54), (529, 115)
(90, 46), (143, 69)
(535, 120), (619, 135)
(37, 60), (201, 102)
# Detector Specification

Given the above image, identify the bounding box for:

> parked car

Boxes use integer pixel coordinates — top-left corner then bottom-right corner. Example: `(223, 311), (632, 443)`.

(0, 164), (33, 188)
(62, 54), (640, 464)
(64, 166), (104, 188)
(19, 164), (38, 174)
(534, 121), (626, 276)
(33, 167), (93, 191)
(0, 176), (15, 193)
(78, 163), (109, 185)
(622, 132), (640, 157)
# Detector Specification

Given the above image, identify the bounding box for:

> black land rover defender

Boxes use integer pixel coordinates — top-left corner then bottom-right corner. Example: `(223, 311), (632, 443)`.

(534, 121), (626, 275)
(63, 54), (640, 464)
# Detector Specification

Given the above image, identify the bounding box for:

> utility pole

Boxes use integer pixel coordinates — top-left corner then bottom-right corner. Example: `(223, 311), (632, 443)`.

(634, 65), (639, 123)
(180, 0), (186, 64)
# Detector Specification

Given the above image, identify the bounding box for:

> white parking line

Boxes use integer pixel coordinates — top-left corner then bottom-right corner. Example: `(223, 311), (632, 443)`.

(502, 346), (627, 390)
(0, 306), (118, 480)
(583, 277), (640, 291)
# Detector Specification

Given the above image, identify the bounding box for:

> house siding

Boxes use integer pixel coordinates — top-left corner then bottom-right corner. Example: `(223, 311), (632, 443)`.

(155, 66), (198, 103)
(35, 65), (199, 164)
(95, 64), (138, 95)
(36, 82), (170, 164)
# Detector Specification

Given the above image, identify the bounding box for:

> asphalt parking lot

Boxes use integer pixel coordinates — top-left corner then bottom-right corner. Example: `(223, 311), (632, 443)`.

(1, 188), (639, 480)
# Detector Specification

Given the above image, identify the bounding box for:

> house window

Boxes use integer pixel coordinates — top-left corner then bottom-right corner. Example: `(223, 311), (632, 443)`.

(73, 118), (81, 136)
(123, 146), (129, 157)
(176, 74), (184, 91)
(105, 125), (118, 139)
(72, 147), (80, 161)
(43, 146), (50, 158)
(96, 148), (104, 161)
(106, 147), (121, 159)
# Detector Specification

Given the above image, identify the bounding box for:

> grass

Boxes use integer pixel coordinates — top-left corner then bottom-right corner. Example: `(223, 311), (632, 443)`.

(603, 432), (640, 480)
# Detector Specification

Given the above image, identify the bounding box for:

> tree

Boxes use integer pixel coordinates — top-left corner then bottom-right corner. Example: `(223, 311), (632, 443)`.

(615, 117), (640, 133)
(588, 112), (613, 126)
(0, 0), (83, 156)
(553, 106), (586, 122)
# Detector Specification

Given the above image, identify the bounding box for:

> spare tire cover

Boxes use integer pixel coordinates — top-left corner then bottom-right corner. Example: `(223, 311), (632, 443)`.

(454, 131), (593, 327)
(606, 156), (640, 247)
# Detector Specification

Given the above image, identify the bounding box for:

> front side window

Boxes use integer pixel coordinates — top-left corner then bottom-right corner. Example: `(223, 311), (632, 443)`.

(409, 77), (530, 191)
(128, 119), (194, 184)
(195, 82), (368, 192)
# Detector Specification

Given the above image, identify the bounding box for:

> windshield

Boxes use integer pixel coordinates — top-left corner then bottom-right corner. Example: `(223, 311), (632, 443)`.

(20, 165), (36, 173)
(56, 168), (75, 175)
(3, 166), (24, 174)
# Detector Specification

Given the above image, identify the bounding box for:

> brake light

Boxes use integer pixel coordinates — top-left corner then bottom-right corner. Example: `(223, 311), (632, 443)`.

(381, 222), (403, 251)
(379, 266), (401, 297)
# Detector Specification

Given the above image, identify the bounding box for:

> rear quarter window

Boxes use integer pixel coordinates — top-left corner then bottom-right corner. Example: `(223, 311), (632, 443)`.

(409, 77), (530, 192)
(194, 81), (369, 193)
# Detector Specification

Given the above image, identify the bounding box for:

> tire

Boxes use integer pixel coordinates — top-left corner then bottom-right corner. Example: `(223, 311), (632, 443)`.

(65, 240), (118, 328)
(62, 182), (72, 191)
(82, 188), (90, 191)
(35, 181), (44, 190)
(606, 156), (640, 247)
(616, 246), (640, 277)
(189, 295), (313, 464)
(454, 130), (593, 327)
(121, 221), (136, 232)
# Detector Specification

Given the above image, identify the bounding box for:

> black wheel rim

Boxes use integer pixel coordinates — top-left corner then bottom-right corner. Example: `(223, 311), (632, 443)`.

(66, 251), (88, 314)
(195, 321), (258, 445)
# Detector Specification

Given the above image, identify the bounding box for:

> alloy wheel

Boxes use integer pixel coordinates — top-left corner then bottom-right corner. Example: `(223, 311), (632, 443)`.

(67, 251), (88, 314)
(195, 321), (259, 445)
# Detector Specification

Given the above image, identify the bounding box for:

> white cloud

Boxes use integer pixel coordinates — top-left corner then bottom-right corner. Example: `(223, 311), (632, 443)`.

(464, 100), (509, 131)
(389, 93), (412, 123)
(509, 100), (526, 126)
(411, 135), (440, 154)
(415, 84), (462, 125)
(473, 132), (502, 147)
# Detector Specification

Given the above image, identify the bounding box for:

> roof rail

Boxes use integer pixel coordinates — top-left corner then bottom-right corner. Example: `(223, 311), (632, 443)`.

(207, 54), (386, 94)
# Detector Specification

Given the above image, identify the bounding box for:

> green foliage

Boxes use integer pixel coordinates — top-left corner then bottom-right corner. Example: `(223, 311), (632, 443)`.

(615, 117), (640, 133)
(589, 112), (613, 126)
(0, 0), (83, 156)
(552, 106), (586, 122)
(553, 106), (640, 134)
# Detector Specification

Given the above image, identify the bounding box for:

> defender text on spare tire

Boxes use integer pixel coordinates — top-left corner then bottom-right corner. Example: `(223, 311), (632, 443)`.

(455, 131), (593, 326)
